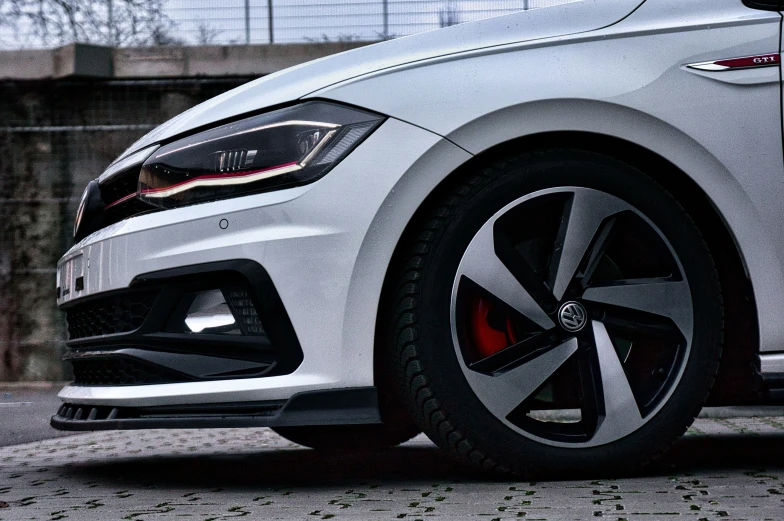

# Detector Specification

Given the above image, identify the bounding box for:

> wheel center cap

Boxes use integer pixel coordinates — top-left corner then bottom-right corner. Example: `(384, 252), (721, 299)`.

(558, 301), (588, 332)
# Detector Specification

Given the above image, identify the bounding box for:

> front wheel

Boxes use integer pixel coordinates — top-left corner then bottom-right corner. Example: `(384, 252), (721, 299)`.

(384, 150), (723, 476)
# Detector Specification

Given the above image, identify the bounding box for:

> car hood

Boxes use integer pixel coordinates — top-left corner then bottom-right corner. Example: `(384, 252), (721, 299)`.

(121, 0), (644, 157)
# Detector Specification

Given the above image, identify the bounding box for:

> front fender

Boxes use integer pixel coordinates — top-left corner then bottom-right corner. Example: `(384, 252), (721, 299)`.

(318, 0), (784, 355)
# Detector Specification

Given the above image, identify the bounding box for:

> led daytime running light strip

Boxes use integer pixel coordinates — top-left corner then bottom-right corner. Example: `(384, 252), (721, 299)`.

(104, 192), (138, 209)
(141, 128), (339, 199)
(141, 162), (303, 199)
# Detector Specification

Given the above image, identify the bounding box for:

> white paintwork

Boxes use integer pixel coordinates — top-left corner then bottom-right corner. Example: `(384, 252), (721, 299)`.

(58, 0), (784, 409)
(760, 353), (784, 374)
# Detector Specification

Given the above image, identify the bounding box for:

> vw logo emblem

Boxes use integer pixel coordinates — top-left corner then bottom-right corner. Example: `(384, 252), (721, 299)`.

(558, 301), (587, 332)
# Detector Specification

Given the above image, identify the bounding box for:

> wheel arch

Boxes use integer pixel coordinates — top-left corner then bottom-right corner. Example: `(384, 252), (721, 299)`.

(375, 130), (762, 406)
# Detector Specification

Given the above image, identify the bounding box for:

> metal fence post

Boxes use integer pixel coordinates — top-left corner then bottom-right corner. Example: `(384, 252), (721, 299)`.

(268, 0), (274, 44)
(523, 0), (530, 10)
(382, 0), (389, 38)
(245, 0), (251, 44)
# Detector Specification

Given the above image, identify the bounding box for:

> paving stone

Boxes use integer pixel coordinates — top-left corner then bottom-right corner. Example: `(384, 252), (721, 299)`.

(0, 417), (782, 520)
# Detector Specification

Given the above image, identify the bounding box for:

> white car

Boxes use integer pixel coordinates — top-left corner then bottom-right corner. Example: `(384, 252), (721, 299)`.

(52, 0), (784, 475)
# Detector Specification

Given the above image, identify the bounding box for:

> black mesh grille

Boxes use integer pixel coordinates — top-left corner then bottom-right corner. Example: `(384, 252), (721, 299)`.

(66, 291), (158, 339)
(71, 357), (190, 386)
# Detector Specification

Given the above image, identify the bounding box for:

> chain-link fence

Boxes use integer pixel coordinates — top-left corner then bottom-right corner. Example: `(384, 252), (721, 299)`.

(0, 0), (577, 49)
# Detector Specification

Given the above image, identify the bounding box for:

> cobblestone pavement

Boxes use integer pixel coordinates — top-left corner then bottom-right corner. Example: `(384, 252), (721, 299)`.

(0, 417), (783, 520)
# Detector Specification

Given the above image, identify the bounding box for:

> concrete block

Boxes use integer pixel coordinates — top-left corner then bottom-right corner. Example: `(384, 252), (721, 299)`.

(0, 49), (55, 80)
(0, 44), (112, 80)
(0, 42), (374, 80)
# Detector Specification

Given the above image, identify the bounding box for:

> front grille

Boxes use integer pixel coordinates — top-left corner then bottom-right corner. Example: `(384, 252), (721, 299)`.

(66, 291), (158, 339)
(71, 356), (190, 386)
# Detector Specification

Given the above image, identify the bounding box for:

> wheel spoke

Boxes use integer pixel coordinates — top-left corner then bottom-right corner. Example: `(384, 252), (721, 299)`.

(589, 321), (644, 445)
(457, 219), (554, 330)
(549, 189), (630, 301)
(464, 338), (578, 420)
(582, 279), (692, 340)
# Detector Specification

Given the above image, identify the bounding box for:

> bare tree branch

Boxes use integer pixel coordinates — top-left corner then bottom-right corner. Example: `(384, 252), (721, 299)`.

(196, 23), (220, 46)
(0, 0), (178, 47)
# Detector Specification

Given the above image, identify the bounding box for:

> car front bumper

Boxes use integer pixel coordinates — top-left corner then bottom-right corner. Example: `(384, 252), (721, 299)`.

(54, 118), (471, 411)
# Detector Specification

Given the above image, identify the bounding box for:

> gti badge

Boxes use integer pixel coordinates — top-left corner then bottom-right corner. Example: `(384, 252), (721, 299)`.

(687, 53), (780, 72)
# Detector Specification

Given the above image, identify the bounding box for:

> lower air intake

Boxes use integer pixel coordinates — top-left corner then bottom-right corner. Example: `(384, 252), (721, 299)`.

(71, 356), (191, 386)
(66, 291), (158, 340)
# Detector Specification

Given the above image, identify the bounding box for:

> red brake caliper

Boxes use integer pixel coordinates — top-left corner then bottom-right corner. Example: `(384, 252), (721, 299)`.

(470, 295), (518, 360)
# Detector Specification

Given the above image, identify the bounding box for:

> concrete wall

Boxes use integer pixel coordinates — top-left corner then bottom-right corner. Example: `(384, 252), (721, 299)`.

(0, 42), (369, 381)
(0, 42), (371, 80)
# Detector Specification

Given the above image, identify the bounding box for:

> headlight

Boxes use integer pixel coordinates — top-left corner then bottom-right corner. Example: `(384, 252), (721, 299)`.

(138, 102), (384, 209)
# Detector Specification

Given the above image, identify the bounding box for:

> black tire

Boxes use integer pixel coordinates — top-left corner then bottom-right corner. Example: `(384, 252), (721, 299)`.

(381, 150), (723, 476)
(272, 423), (419, 451)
